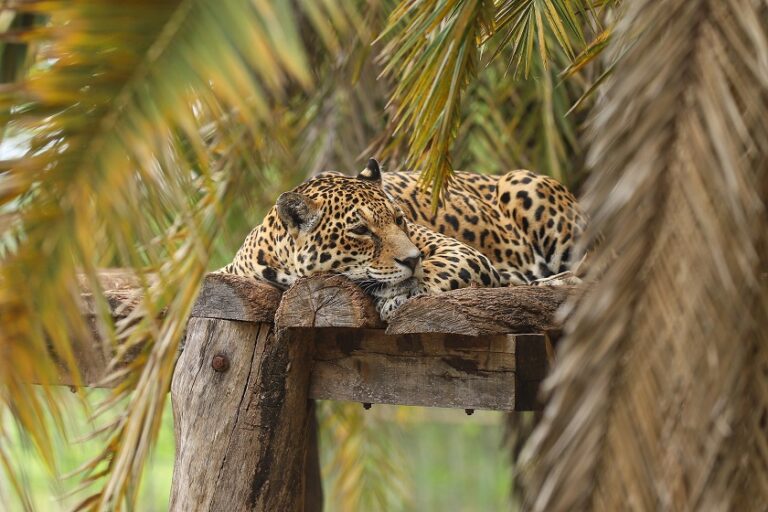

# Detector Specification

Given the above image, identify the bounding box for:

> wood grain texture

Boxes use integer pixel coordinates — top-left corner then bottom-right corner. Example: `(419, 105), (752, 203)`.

(385, 286), (573, 336)
(79, 271), (282, 321)
(307, 328), (549, 411)
(170, 319), (315, 511)
(305, 401), (324, 512)
(191, 272), (282, 322)
(275, 275), (383, 330)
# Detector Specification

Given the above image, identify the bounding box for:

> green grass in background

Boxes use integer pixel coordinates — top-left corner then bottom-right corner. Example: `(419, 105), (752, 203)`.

(2, 394), (513, 511)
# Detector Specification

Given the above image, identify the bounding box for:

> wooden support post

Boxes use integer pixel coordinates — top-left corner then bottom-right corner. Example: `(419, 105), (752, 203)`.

(169, 274), (319, 511)
(170, 320), (316, 511)
(304, 401), (324, 512)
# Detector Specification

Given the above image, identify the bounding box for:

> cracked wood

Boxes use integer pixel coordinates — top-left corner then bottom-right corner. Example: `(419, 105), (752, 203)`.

(170, 319), (315, 511)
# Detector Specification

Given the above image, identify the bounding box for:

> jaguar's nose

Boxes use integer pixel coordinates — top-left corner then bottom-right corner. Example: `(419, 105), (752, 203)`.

(395, 254), (422, 272)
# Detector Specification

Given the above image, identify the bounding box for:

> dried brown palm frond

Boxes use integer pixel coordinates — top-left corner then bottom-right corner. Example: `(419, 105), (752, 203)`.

(520, 0), (768, 510)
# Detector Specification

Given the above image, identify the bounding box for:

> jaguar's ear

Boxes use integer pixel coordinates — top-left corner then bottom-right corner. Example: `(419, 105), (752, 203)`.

(276, 192), (321, 238)
(357, 158), (382, 183)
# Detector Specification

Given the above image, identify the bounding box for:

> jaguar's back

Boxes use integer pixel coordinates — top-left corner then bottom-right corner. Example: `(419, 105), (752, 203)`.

(382, 170), (586, 284)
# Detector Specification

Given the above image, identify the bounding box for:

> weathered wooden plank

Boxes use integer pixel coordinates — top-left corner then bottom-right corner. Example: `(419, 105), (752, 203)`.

(385, 286), (572, 336)
(170, 318), (315, 511)
(306, 328), (548, 411)
(51, 273), (282, 387)
(78, 271), (282, 321)
(78, 271), (568, 335)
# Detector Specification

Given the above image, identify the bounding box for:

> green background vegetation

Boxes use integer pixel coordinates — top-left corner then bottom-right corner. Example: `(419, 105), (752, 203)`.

(3, 393), (513, 511)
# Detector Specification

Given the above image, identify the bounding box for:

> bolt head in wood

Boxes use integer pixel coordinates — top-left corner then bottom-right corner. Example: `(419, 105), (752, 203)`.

(211, 354), (230, 372)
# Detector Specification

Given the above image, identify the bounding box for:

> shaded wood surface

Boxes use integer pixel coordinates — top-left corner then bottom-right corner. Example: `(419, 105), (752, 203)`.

(170, 319), (315, 511)
(57, 273), (282, 386)
(307, 328), (548, 411)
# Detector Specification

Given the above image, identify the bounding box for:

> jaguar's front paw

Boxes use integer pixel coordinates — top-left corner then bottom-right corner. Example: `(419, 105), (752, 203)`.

(375, 294), (411, 322)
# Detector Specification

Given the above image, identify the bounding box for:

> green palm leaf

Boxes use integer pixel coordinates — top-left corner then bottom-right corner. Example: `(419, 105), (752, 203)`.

(378, 0), (495, 202)
(491, 0), (588, 77)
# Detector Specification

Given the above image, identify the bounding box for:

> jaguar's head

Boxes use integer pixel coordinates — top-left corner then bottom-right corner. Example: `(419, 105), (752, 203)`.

(276, 159), (422, 298)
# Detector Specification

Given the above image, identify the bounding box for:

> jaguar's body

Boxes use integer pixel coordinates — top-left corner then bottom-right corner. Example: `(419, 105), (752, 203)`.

(223, 160), (584, 320)
(382, 169), (585, 285)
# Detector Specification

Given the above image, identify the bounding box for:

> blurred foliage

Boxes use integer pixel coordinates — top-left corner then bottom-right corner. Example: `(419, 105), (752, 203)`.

(319, 402), (413, 511)
(2, 398), (512, 512)
(0, 0), (623, 510)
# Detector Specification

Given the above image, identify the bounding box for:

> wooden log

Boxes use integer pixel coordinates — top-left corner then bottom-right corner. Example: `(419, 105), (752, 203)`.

(57, 272), (563, 412)
(170, 318), (315, 511)
(191, 272), (281, 322)
(385, 286), (572, 336)
(304, 402), (324, 512)
(276, 274), (383, 330)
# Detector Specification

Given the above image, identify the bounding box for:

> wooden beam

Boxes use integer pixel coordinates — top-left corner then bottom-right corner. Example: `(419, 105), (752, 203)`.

(307, 328), (547, 411)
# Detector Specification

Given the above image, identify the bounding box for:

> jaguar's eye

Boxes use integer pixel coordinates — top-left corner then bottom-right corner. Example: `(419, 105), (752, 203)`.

(395, 216), (405, 227)
(350, 224), (370, 236)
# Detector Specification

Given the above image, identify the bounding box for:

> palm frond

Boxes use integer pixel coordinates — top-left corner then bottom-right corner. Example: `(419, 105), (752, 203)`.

(455, 30), (584, 186)
(294, 0), (395, 178)
(492, 0), (588, 78)
(378, 0), (495, 202)
(560, 26), (610, 79)
(521, 1), (768, 510)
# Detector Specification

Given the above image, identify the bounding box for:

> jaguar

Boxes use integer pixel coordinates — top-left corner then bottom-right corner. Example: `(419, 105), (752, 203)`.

(222, 159), (584, 320)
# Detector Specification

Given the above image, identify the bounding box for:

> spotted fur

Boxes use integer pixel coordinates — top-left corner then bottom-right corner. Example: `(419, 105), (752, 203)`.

(223, 160), (584, 320)
(381, 169), (586, 285)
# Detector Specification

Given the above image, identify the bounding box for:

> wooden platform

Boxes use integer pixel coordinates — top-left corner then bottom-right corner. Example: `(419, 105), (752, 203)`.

(63, 270), (574, 510)
(67, 272), (570, 411)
